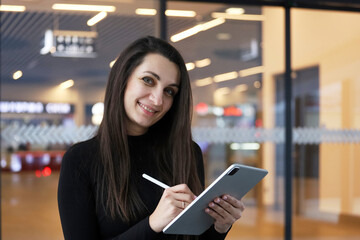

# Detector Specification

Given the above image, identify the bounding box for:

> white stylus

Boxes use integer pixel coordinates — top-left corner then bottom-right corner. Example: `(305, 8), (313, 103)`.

(142, 173), (170, 189)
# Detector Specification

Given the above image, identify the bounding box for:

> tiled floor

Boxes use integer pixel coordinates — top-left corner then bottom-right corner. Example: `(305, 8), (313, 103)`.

(2, 172), (360, 240)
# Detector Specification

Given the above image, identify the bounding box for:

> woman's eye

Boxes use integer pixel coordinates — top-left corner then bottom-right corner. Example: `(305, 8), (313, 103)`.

(141, 76), (154, 85)
(165, 88), (176, 97)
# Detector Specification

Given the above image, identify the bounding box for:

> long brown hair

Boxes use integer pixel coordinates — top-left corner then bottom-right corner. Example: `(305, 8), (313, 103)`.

(96, 36), (203, 230)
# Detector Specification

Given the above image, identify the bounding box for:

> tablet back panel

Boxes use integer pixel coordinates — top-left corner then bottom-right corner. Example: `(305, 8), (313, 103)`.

(163, 164), (268, 235)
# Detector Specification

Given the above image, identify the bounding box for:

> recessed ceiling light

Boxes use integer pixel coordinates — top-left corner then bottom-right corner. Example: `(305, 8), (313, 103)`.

(165, 10), (196, 17)
(13, 70), (23, 80)
(0, 5), (26, 12)
(52, 4), (115, 12)
(195, 58), (211, 68)
(87, 11), (107, 26)
(171, 18), (225, 42)
(217, 33), (232, 40)
(225, 8), (245, 15)
(186, 62), (195, 71)
(213, 71), (238, 83)
(135, 8), (157, 15)
(59, 79), (74, 89)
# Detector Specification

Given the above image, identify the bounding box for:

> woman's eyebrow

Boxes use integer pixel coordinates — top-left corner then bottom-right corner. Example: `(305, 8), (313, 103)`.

(144, 71), (160, 80)
(169, 83), (179, 88)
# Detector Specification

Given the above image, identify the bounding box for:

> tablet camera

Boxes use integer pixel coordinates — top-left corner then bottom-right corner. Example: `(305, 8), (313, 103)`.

(228, 167), (239, 176)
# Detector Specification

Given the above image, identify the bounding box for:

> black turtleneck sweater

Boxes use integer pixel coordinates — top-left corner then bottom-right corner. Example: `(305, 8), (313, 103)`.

(57, 134), (229, 240)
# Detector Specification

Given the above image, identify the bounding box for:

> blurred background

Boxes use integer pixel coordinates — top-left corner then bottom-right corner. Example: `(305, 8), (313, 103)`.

(1, 0), (360, 239)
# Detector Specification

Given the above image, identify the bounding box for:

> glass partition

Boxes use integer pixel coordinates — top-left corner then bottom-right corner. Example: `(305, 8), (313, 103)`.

(1, 1), (158, 239)
(290, 8), (360, 240)
(168, 2), (285, 239)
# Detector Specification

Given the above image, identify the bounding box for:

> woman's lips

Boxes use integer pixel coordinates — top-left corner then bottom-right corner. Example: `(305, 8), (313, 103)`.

(138, 102), (157, 115)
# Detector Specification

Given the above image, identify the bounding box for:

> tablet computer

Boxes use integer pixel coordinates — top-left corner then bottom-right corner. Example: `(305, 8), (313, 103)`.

(163, 163), (268, 235)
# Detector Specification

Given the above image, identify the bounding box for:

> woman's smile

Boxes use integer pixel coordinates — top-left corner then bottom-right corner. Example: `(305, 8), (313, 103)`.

(138, 102), (157, 115)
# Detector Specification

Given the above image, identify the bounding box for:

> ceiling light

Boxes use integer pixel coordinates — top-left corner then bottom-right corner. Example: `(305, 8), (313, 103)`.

(135, 9), (196, 17)
(59, 79), (74, 89)
(217, 33), (231, 40)
(201, 18), (225, 31)
(13, 70), (23, 80)
(254, 81), (261, 88)
(235, 84), (248, 92)
(195, 58), (211, 68)
(214, 87), (230, 95)
(52, 4), (115, 12)
(0, 5), (26, 12)
(211, 13), (265, 21)
(87, 11), (107, 26)
(171, 25), (202, 42)
(213, 71), (238, 83)
(239, 66), (264, 77)
(225, 8), (245, 15)
(186, 62), (195, 71)
(135, 8), (157, 15)
(171, 18), (225, 42)
(165, 10), (196, 17)
(195, 77), (213, 87)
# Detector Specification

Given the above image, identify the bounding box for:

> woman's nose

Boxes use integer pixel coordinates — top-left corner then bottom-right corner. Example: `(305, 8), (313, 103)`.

(149, 91), (163, 106)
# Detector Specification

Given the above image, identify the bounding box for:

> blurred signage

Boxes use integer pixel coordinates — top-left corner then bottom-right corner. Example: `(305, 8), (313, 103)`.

(195, 102), (255, 117)
(0, 101), (74, 114)
(40, 29), (97, 58)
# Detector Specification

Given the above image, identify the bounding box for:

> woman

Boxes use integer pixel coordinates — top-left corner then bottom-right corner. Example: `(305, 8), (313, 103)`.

(58, 36), (244, 240)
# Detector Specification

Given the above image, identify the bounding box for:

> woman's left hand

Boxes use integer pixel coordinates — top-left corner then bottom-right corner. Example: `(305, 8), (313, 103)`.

(205, 195), (245, 233)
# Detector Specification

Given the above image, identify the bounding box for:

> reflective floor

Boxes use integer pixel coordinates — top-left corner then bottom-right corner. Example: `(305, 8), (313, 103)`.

(2, 172), (360, 240)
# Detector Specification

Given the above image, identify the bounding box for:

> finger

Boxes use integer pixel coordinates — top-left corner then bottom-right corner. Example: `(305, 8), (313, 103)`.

(205, 206), (223, 220)
(169, 184), (195, 195)
(172, 192), (195, 206)
(172, 200), (185, 210)
(167, 184), (196, 202)
(214, 197), (243, 220)
(221, 195), (245, 211)
(162, 188), (194, 208)
(208, 200), (236, 221)
(205, 205), (235, 225)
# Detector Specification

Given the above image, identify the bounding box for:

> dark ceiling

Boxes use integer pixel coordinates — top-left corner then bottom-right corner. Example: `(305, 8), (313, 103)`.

(0, 11), (193, 88)
(0, 1), (262, 91)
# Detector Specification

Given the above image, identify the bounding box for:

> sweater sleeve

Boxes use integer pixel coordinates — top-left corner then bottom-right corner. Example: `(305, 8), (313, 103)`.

(193, 142), (229, 240)
(108, 216), (158, 240)
(58, 142), (162, 240)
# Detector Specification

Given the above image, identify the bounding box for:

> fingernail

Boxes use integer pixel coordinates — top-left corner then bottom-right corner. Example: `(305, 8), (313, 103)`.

(223, 195), (227, 200)
(209, 202), (214, 207)
(215, 198), (220, 203)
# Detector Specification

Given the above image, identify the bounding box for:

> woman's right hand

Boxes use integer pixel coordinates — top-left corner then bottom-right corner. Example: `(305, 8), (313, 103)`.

(149, 184), (196, 232)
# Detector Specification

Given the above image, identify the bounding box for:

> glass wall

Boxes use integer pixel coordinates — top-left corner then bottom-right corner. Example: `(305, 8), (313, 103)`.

(290, 9), (360, 239)
(168, 2), (285, 239)
(1, 1), (159, 239)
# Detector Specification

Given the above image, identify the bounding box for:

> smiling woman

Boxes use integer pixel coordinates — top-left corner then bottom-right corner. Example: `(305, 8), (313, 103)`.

(124, 53), (180, 136)
(57, 36), (245, 240)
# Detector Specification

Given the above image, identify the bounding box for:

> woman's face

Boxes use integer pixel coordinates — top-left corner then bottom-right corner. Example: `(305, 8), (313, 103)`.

(124, 53), (180, 136)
